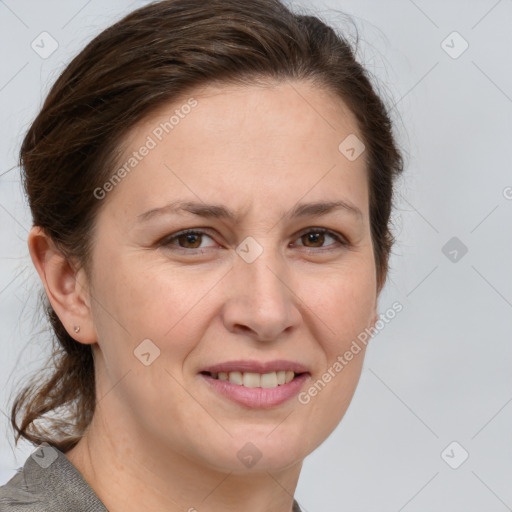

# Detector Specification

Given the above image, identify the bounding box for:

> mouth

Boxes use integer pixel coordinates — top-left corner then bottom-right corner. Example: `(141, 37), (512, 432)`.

(199, 370), (306, 388)
(198, 360), (311, 408)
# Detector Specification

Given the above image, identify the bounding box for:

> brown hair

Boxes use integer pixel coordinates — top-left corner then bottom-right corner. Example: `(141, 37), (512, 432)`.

(11, 0), (404, 452)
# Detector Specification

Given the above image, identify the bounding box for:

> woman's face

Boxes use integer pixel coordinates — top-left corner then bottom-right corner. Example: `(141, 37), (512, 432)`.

(85, 80), (379, 472)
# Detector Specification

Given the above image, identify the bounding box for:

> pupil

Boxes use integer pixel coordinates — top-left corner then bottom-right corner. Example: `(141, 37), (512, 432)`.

(305, 232), (323, 247)
(181, 233), (200, 248)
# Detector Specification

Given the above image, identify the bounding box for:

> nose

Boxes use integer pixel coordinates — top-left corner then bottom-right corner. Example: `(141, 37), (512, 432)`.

(221, 241), (301, 342)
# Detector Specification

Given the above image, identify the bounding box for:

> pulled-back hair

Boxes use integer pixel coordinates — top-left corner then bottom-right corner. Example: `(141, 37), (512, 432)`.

(11, 0), (404, 453)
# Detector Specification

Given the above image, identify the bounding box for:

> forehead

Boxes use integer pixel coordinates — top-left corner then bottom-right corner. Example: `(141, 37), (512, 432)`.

(103, 80), (369, 222)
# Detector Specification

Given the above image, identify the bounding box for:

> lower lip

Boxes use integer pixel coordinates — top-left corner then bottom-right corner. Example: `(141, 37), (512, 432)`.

(199, 373), (310, 408)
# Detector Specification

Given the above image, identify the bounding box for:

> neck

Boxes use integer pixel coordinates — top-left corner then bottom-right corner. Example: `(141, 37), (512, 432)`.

(65, 400), (302, 512)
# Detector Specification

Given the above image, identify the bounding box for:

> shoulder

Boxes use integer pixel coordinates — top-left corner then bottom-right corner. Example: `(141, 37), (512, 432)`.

(0, 443), (108, 511)
(0, 464), (45, 512)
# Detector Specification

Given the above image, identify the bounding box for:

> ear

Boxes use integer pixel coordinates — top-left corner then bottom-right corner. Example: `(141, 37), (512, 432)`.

(27, 226), (96, 345)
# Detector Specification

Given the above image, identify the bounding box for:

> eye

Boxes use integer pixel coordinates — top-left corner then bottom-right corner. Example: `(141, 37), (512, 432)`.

(292, 227), (348, 250)
(159, 229), (218, 251)
(157, 227), (348, 254)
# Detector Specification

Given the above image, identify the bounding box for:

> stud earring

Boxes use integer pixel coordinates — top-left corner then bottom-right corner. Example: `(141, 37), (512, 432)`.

(74, 325), (80, 333)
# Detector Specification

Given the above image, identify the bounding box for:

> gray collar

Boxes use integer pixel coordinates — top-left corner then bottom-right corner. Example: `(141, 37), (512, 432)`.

(0, 443), (108, 511)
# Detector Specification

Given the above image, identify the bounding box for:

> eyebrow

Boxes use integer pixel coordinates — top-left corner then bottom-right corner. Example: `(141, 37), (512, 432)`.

(137, 199), (363, 224)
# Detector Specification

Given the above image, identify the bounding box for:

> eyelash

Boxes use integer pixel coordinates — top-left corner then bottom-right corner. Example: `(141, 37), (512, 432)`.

(157, 227), (349, 254)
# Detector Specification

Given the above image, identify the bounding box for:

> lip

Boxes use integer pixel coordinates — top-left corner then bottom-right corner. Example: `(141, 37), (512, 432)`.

(200, 359), (309, 374)
(199, 372), (310, 408)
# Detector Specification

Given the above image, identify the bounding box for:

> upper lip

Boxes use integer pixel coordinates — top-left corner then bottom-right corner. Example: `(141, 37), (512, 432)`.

(200, 359), (310, 374)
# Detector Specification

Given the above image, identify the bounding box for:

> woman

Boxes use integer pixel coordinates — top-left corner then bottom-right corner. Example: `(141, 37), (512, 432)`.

(0, 0), (404, 510)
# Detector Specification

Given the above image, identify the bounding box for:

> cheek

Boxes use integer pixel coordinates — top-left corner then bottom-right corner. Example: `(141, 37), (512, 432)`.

(91, 255), (218, 366)
(295, 260), (375, 440)
(300, 352), (365, 452)
(89, 257), (210, 434)
(300, 259), (377, 353)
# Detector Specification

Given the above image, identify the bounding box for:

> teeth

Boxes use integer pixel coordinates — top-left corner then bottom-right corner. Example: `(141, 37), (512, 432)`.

(243, 372), (261, 388)
(209, 370), (297, 388)
(261, 372), (277, 388)
(229, 371), (243, 385)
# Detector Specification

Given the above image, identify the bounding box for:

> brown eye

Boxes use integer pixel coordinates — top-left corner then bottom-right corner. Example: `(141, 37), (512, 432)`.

(160, 230), (217, 251)
(294, 228), (347, 250)
(301, 231), (326, 248)
(176, 232), (203, 249)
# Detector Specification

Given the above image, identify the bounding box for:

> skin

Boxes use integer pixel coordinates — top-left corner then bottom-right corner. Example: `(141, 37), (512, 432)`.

(29, 79), (381, 512)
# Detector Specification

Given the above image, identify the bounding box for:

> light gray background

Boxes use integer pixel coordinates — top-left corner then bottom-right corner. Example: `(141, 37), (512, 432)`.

(1, 1), (511, 511)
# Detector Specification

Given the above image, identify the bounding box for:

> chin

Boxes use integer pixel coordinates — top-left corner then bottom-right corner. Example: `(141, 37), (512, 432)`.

(205, 433), (307, 474)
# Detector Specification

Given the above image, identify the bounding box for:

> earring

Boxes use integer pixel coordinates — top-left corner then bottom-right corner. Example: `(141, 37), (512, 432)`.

(74, 325), (80, 333)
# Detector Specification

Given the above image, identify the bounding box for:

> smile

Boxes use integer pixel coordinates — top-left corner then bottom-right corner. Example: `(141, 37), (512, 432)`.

(201, 370), (297, 388)
(199, 371), (310, 409)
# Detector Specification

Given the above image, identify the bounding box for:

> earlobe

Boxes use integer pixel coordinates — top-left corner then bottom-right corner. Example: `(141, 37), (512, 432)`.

(27, 226), (96, 345)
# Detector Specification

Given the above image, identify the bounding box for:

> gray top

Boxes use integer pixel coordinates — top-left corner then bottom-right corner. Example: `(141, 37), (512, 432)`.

(0, 443), (303, 511)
